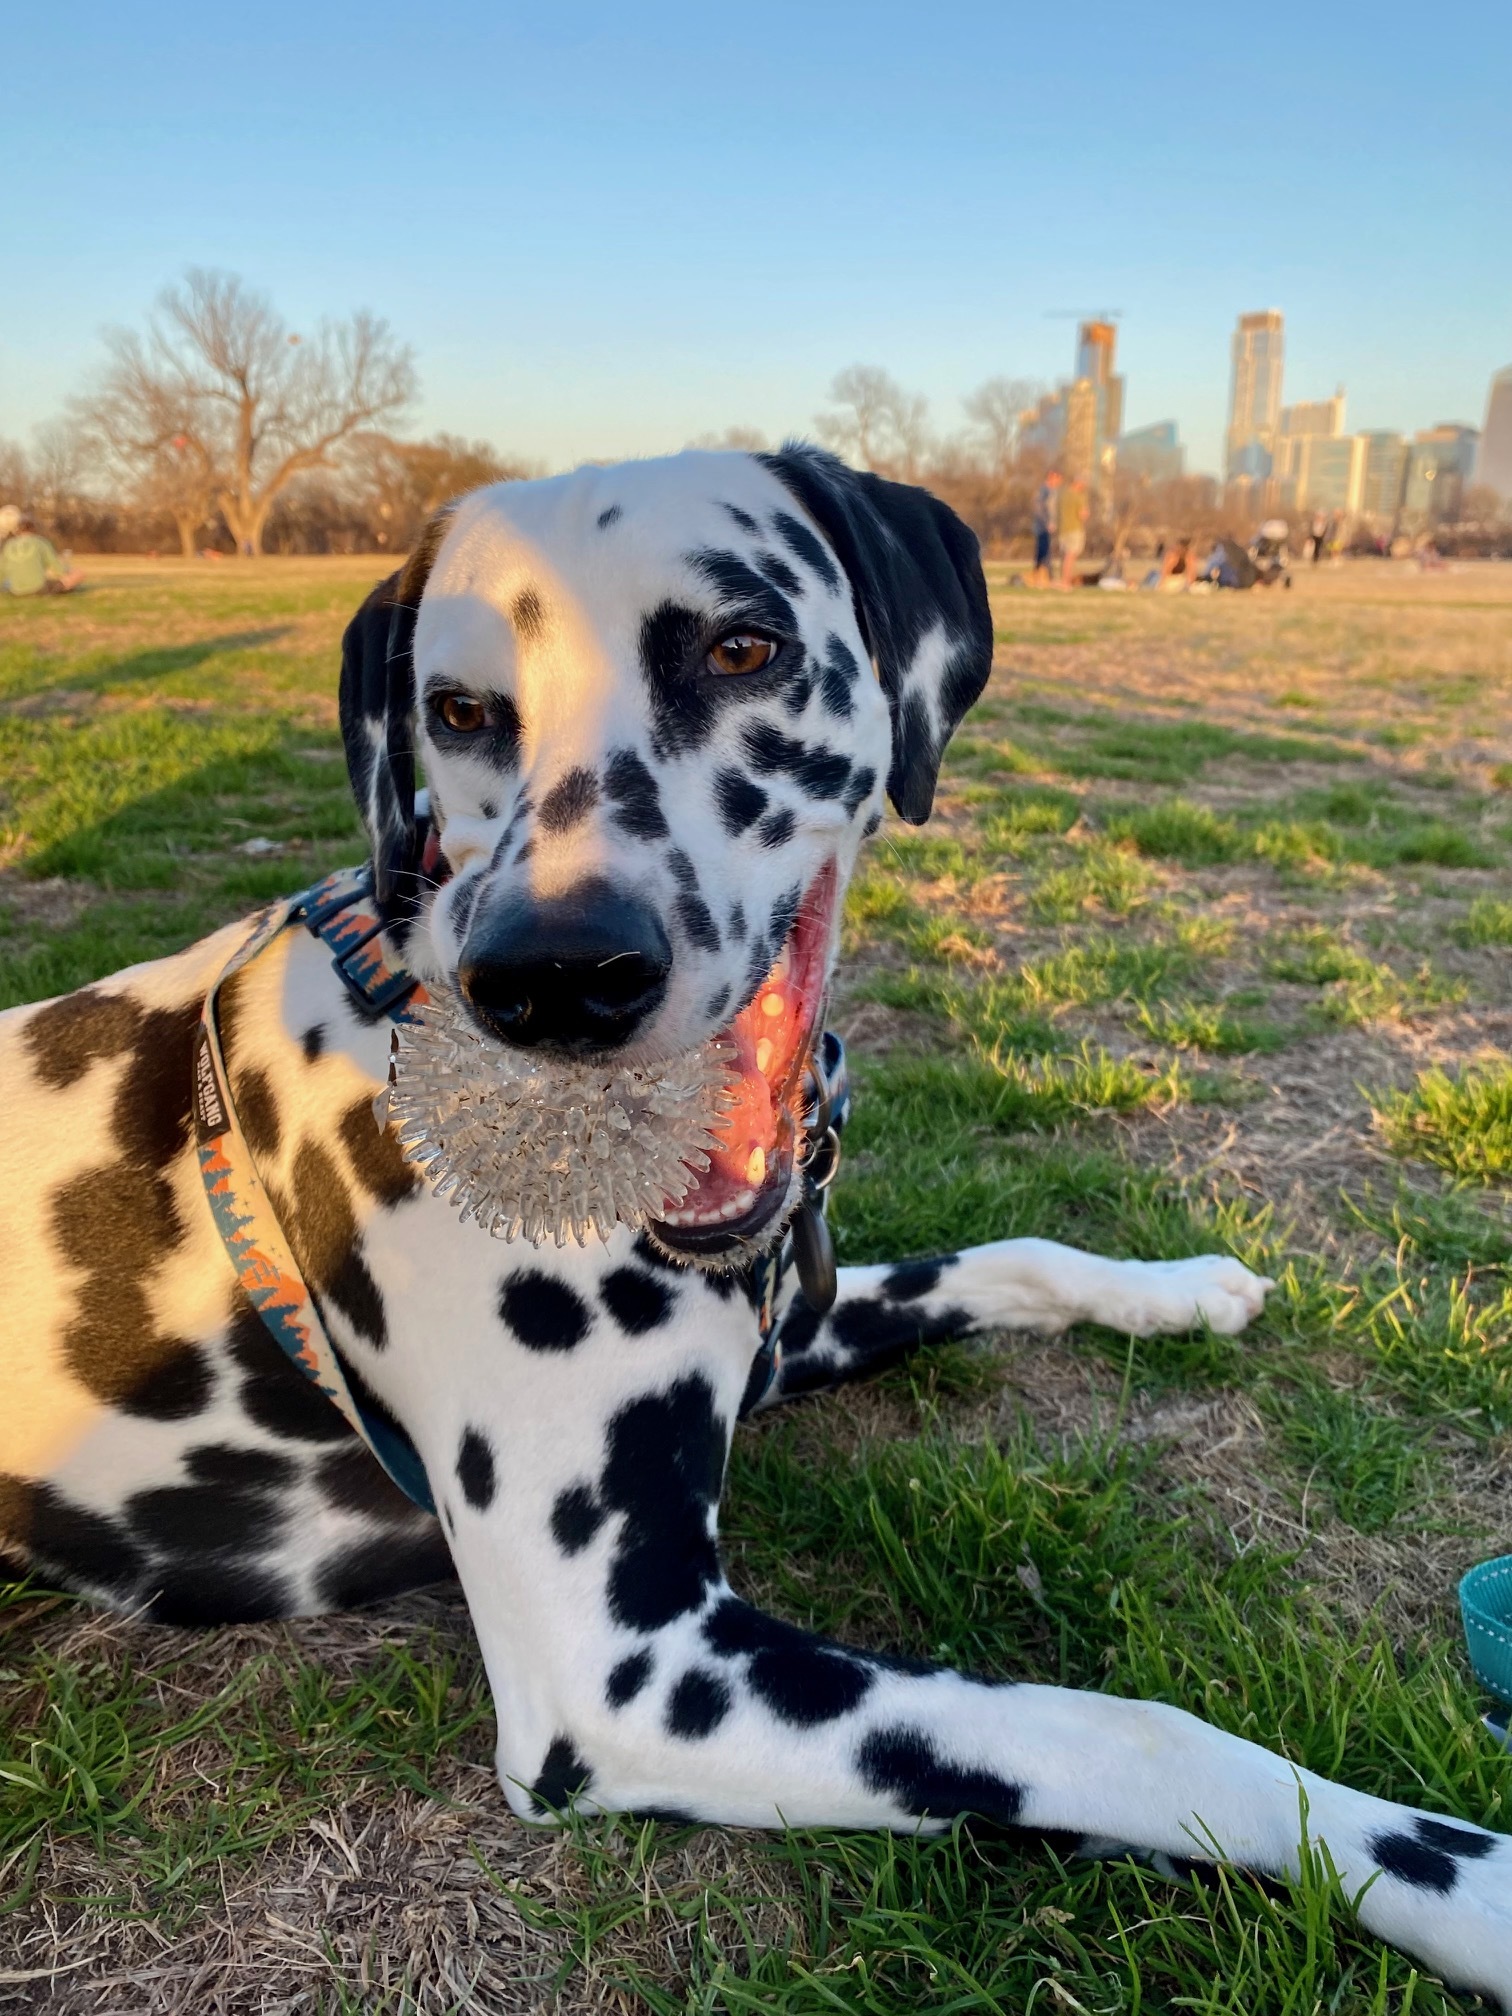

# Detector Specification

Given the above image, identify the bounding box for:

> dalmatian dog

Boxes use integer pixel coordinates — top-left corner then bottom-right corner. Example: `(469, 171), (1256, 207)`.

(1, 447), (1508, 2003)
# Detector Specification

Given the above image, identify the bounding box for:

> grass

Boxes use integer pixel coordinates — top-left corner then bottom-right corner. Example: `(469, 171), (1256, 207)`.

(1375, 1058), (1512, 1183)
(6, 555), (1512, 2012)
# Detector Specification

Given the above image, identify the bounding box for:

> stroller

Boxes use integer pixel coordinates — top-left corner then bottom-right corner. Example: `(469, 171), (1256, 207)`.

(1248, 519), (1292, 588)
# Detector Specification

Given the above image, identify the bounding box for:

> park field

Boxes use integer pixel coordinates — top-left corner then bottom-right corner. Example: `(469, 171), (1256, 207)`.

(4, 555), (1512, 2012)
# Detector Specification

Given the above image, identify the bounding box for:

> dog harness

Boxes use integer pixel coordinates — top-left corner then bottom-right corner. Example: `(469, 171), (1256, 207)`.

(193, 864), (847, 1516)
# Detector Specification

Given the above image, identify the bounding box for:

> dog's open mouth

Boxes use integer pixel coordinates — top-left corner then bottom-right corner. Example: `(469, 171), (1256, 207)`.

(648, 860), (837, 1263)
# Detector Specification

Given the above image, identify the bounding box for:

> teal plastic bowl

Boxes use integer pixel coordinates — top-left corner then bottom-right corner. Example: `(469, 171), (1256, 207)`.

(1460, 1557), (1512, 1705)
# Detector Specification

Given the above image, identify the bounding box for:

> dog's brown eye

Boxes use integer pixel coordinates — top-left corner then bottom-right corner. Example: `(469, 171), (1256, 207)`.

(439, 694), (487, 733)
(707, 633), (777, 677)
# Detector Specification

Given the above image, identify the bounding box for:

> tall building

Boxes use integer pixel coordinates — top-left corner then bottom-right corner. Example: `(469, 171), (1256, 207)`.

(1017, 319), (1126, 494)
(1117, 421), (1185, 483)
(1273, 391), (1351, 509)
(1402, 425), (1480, 526)
(1278, 392), (1346, 441)
(1357, 432), (1407, 519)
(1479, 366), (1512, 499)
(1226, 310), (1284, 480)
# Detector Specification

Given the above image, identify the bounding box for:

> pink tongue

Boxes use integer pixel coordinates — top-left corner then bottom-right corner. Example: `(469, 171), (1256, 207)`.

(681, 958), (805, 1214)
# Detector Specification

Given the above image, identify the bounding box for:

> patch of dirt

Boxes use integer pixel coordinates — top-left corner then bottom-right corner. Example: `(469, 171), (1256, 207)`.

(0, 874), (98, 933)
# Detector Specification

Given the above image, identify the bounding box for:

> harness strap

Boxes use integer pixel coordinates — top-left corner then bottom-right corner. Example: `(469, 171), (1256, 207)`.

(193, 861), (852, 1476)
(193, 867), (437, 1513)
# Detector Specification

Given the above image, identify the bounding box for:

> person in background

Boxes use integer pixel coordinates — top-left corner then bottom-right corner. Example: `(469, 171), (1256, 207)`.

(1032, 469), (1061, 585)
(1058, 476), (1089, 587)
(0, 514), (83, 596)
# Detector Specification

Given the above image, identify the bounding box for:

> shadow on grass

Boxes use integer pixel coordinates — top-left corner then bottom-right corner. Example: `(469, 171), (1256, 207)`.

(1, 628), (295, 707)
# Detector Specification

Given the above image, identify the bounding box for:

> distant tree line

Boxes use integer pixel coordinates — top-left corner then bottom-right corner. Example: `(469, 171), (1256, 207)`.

(7, 279), (1508, 561)
(1, 270), (536, 557)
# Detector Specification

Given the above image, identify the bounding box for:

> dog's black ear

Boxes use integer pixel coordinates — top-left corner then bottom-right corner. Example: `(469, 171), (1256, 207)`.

(760, 443), (993, 822)
(338, 509), (453, 911)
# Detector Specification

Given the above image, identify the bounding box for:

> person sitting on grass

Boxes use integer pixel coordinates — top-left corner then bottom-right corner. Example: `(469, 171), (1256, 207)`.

(1, 515), (83, 597)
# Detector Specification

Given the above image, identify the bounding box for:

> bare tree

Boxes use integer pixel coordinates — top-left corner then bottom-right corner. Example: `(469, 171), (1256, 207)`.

(814, 366), (932, 481)
(29, 420), (93, 525)
(80, 270), (416, 555)
(134, 437), (219, 557)
(685, 426), (771, 452)
(963, 377), (1043, 487)
(345, 432), (537, 550)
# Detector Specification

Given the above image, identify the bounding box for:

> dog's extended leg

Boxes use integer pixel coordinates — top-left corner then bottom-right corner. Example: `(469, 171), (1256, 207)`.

(759, 1239), (1273, 1405)
(379, 1261), (1507, 2007)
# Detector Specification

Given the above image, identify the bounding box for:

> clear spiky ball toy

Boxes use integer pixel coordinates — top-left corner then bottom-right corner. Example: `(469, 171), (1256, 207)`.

(378, 990), (736, 1247)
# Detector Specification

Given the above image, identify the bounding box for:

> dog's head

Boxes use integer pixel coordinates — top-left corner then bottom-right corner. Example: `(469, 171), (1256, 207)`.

(339, 446), (991, 1260)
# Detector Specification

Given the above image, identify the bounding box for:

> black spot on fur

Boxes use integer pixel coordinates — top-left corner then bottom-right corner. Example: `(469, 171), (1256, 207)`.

(1417, 1817), (1495, 1859)
(638, 601), (721, 757)
(146, 1559), (296, 1625)
(754, 549), (803, 597)
(338, 1096), (421, 1201)
(862, 810), (883, 838)
(602, 1266), (676, 1335)
(767, 884), (801, 952)
(704, 1597), (872, 1726)
(723, 503), (759, 534)
(857, 1724), (1024, 1823)
(456, 1427), (498, 1510)
(0, 1475), (144, 1594)
(757, 807), (796, 850)
(704, 984), (731, 1021)
(607, 1650), (653, 1707)
(539, 766), (600, 834)
(269, 1142), (388, 1351)
(833, 1298), (971, 1360)
(741, 722), (850, 801)
(597, 504), (622, 529)
(531, 1735), (591, 1814)
(126, 1475), (289, 1560)
(714, 768), (768, 836)
(775, 1297), (824, 1359)
(228, 1288), (352, 1443)
(843, 766), (878, 816)
(666, 1666), (732, 1738)
(317, 1440), (423, 1522)
(781, 673), (814, 717)
(551, 1483), (604, 1555)
(605, 747), (669, 839)
(512, 587), (546, 641)
(301, 1023), (326, 1063)
(1370, 1829), (1458, 1894)
(233, 1067), (281, 1161)
(883, 1259), (950, 1301)
(601, 1375), (726, 1632)
(50, 998), (211, 1417)
(666, 847), (699, 891)
(480, 798), (498, 821)
(688, 548), (796, 636)
(773, 511), (841, 591)
(728, 901), (747, 942)
(820, 666), (854, 718)
(130, 1348), (215, 1421)
(1370, 1818), (1496, 1895)
(676, 890), (721, 953)
(23, 987), (145, 1091)
(314, 1528), (453, 1611)
(499, 1270), (592, 1352)
(185, 1443), (295, 1492)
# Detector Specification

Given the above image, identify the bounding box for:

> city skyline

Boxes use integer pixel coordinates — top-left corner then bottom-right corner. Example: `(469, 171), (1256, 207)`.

(2, 0), (1507, 478)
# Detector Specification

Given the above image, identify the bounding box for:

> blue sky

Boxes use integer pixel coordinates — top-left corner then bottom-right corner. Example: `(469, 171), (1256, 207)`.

(4, 1), (1508, 475)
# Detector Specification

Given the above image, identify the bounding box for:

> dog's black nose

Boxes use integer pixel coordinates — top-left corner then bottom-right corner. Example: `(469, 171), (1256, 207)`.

(459, 880), (672, 1053)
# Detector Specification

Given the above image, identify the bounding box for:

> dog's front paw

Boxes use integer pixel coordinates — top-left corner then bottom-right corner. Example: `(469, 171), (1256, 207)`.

(1116, 1255), (1274, 1337)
